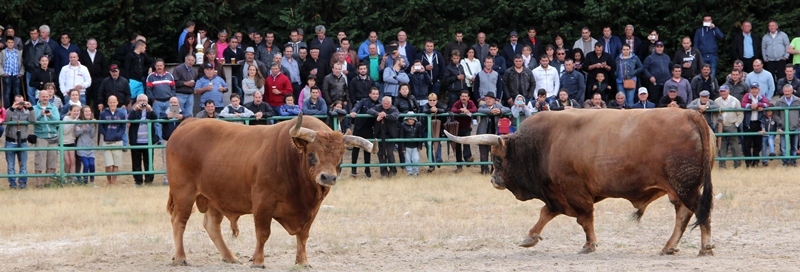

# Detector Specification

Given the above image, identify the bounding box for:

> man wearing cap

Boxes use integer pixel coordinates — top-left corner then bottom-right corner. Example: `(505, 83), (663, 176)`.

(745, 59), (776, 98)
(241, 46), (268, 79)
(1, 36), (25, 108)
(643, 40), (672, 104)
(663, 64), (693, 102)
(309, 25), (336, 64)
(286, 29), (307, 59)
(773, 84), (800, 166)
(573, 27), (598, 56)
(195, 62), (228, 112)
(631, 87), (656, 108)
(691, 64), (720, 100)
(658, 85), (687, 108)
(98, 64), (131, 112)
(476, 92), (509, 174)
(172, 54), (198, 115)
(688, 90), (720, 130)
(714, 84), (744, 169)
(502, 31), (522, 64)
(740, 82), (770, 167)
(3, 25), (22, 50)
(584, 41), (614, 99)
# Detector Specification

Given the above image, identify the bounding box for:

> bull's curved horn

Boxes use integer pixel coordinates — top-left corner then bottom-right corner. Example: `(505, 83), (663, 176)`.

(290, 113), (316, 142)
(444, 130), (502, 146)
(343, 135), (378, 154)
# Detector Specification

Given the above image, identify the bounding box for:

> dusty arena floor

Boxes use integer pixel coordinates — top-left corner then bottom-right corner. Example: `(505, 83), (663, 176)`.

(1, 160), (800, 271)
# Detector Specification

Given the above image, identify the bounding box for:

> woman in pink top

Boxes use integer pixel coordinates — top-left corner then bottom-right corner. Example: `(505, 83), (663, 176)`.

(214, 30), (229, 60)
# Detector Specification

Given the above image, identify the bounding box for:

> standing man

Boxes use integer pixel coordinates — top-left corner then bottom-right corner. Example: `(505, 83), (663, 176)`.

(473, 32), (490, 63)
(532, 55), (560, 103)
(450, 90), (477, 173)
(573, 27), (598, 56)
(599, 26), (622, 60)
(172, 55), (197, 115)
(473, 56), (502, 101)
(693, 15), (724, 77)
(357, 31), (385, 60)
(23, 27), (52, 103)
(740, 83), (770, 168)
(762, 20), (791, 81)
(98, 64), (131, 114)
(584, 42), (614, 98)
(503, 55), (536, 104)
(475, 92), (509, 174)
(194, 63), (228, 112)
(145, 58), (176, 139)
(257, 31), (281, 67)
(309, 25), (336, 64)
(52, 32), (81, 75)
(123, 41), (149, 103)
(286, 29), (307, 59)
(79, 38), (108, 114)
(560, 59), (586, 103)
(443, 51), (467, 107)
(396, 31), (416, 71)
(663, 64), (693, 102)
(382, 57), (409, 99)
(178, 20), (195, 52)
(1, 36), (25, 109)
(443, 31), (469, 61)
(264, 63), (292, 108)
(622, 25), (642, 61)
(5, 95), (35, 189)
(520, 26), (542, 61)
(58, 52), (92, 104)
(673, 37), (704, 80)
(643, 41), (671, 104)
(368, 96), (399, 178)
(282, 45), (302, 98)
(777, 65), (800, 92)
(361, 43), (384, 90)
(502, 31), (522, 64)
(746, 59), (776, 98)
(99, 95), (126, 185)
(691, 64), (719, 100)
(420, 40), (444, 96)
(714, 85), (743, 169)
(731, 21), (761, 73)
(773, 84), (800, 166)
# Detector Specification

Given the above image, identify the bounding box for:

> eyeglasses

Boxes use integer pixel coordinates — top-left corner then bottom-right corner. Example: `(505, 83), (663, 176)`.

(557, 53), (565, 55)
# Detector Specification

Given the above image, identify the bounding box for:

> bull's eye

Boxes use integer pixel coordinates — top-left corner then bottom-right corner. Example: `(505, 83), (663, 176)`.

(308, 153), (318, 166)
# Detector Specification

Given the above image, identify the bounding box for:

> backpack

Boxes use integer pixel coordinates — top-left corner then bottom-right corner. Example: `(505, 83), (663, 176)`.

(498, 117), (512, 135)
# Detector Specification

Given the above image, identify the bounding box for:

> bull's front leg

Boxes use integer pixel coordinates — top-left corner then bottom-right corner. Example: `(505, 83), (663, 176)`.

(520, 206), (559, 248)
(295, 230), (311, 268)
(251, 207), (274, 268)
(576, 211), (597, 254)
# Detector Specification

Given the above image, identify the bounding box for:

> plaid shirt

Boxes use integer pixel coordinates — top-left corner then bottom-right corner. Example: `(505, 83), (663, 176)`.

(4, 49), (20, 76)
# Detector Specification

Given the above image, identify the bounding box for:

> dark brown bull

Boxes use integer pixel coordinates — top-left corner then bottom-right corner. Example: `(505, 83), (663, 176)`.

(166, 113), (377, 268)
(446, 109), (715, 255)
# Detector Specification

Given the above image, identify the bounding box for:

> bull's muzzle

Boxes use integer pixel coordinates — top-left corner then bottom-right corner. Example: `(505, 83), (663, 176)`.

(490, 176), (506, 190)
(317, 173), (338, 187)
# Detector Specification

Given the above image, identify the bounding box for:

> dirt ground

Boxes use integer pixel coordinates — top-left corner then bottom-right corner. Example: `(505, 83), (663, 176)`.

(1, 163), (800, 271)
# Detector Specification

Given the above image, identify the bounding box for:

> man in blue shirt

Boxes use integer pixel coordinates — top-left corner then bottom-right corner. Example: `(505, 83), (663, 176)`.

(178, 20), (195, 52)
(693, 15), (725, 77)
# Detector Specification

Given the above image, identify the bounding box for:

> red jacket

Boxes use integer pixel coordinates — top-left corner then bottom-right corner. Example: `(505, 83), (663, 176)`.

(451, 100), (477, 130)
(265, 73), (293, 107)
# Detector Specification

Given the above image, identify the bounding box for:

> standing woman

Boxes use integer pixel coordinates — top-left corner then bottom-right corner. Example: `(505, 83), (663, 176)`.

(28, 55), (58, 103)
(241, 65), (265, 104)
(544, 45), (556, 64)
(460, 48), (482, 90)
(75, 106), (97, 185)
(203, 49), (227, 81)
(61, 104), (81, 183)
(178, 32), (196, 61)
(615, 44), (643, 105)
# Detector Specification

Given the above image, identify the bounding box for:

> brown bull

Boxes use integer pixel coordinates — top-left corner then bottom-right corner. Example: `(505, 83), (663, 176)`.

(446, 108), (715, 256)
(166, 113), (377, 268)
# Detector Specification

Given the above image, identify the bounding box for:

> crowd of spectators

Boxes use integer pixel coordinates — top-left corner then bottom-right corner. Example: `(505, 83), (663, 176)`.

(2, 17), (800, 187)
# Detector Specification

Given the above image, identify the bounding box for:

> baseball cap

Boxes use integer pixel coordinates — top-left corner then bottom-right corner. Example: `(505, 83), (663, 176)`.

(699, 90), (710, 97)
(750, 82), (759, 88)
(655, 41), (664, 47)
(637, 87), (648, 95)
(203, 62), (214, 69)
(485, 92), (496, 99)
(509, 31), (518, 37)
(245, 47), (255, 53)
(719, 85), (730, 91)
(109, 64), (119, 71)
(668, 85), (678, 92)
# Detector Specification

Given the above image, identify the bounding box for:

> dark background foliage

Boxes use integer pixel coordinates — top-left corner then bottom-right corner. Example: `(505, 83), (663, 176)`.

(2, 0), (798, 77)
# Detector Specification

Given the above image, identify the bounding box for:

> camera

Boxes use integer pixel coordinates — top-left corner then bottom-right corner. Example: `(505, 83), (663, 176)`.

(44, 109), (51, 114)
(140, 103), (147, 108)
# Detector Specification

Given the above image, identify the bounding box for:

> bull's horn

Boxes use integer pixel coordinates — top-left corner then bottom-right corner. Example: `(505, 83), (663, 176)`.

(290, 113), (316, 142)
(343, 135), (378, 154)
(444, 130), (502, 146)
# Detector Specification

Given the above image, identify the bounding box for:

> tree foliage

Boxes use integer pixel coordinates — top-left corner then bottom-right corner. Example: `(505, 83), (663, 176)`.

(2, 0), (798, 77)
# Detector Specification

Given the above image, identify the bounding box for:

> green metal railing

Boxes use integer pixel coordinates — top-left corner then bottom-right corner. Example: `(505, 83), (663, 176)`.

(2, 106), (799, 180)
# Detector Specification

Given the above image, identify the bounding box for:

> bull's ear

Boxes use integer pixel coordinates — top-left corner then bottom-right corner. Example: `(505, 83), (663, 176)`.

(493, 137), (507, 158)
(291, 138), (310, 153)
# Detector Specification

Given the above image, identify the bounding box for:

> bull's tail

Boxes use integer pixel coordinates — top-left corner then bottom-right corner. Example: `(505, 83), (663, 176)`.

(691, 114), (715, 230)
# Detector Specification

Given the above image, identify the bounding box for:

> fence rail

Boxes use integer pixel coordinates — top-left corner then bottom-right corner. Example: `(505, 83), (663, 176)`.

(2, 106), (800, 180)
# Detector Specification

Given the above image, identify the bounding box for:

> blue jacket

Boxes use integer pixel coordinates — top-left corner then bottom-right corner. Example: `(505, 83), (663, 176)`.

(560, 70), (586, 103)
(643, 52), (672, 85)
(357, 40), (385, 60)
(302, 98), (328, 115)
(99, 108), (127, 141)
(598, 35), (623, 60)
(53, 43), (81, 72)
(409, 71), (431, 99)
(693, 27), (724, 56)
(33, 102), (60, 138)
(278, 104), (301, 116)
(615, 54), (643, 83)
(631, 100), (656, 109)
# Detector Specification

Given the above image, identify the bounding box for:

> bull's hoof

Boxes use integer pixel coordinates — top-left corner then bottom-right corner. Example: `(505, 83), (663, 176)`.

(250, 263), (266, 269)
(518, 234), (543, 248)
(171, 259), (189, 266)
(222, 257), (240, 264)
(698, 244), (716, 256)
(578, 243), (597, 254)
(660, 248), (680, 255)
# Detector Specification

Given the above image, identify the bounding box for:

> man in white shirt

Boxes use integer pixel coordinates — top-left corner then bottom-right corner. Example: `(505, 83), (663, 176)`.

(59, 51), (92, 104)
(714, 85), (743, 169)
(531, 55), (559, 103)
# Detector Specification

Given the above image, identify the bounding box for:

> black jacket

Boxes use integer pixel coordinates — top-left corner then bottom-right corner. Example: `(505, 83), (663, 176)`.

(419, 50), (444, 83)
(657, 96), (687, 108)
(348, 75), (374, 105)
(731, 32), (762, 62)
(350, 97), (379, 131)
(114, 41), (135, 64)
(28, 67), (58, 91)
(99, 76), (132, 107)
(23, 39), (53, 71)
(127, 109), (159, 145)
(244, 101), (275, 125)
(79, 50), (109, 83)
(367, 104), (400, 138)
(409, 71), (432, 99)
(399, 121), (424, 148)
(123, 51), (149, 82)
(300, 58), (329, 83)
(442, 62), (467, 93)
(158, 110), (185, 141)
(393, 94), (419, 114)
(223, 47), (245, 64)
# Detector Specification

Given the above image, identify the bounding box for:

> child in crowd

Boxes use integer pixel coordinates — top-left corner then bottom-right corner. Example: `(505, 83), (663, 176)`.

(399, 112), (424, 176)
(591, 73), (611, 99)
(510, 94), (534, 123)
(328, 100), (348, 133)
(61, 88), (83, 119)
(759, 108), (781, 167)
(75, 106), (97, 185)
(62, 104), (81, 183)
(298, 75), (316, 103)
(278, 95), (301, 116)
(532, 89), (550, 112)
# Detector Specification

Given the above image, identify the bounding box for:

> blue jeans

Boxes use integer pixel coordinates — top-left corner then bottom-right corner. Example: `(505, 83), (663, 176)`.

(761, 135), (775, 162)
(615, 82), (636, 105)
(117, 107), (129, 146)
(79, 156), (96, 183)
(176, 93), (193, 116)
(780, 129), (799, 163)
(703, 55), (718, 77)
(26, 73), (37, 103)
(5, 141), (28, 188)
(795, 64), (800, 79)
(79, 93), (86, 105)
(404, 147), (420, 175)
(152, 100), (170, 139)
(3, 76), (22, 109)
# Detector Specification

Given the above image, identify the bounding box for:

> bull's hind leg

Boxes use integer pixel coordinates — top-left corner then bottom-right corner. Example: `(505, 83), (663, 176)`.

(519, 206), (559, 248)
(169, 193), (195, 266)
(203, 206), (239, 264)
(698, 220), (715, 256)
(576, 211), (598, 254)
(662, 194), (693, 255)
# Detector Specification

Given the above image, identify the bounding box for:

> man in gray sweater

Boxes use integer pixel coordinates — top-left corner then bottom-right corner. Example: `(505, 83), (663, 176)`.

(5, 95), (36, 189)
(762, 20), (791, 81)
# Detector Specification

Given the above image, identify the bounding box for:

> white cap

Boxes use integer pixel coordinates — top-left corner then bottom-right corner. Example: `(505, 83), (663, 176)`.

(638, 87), (648, 95)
